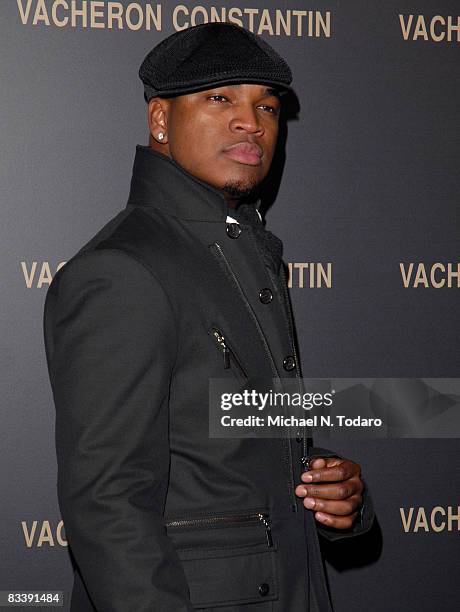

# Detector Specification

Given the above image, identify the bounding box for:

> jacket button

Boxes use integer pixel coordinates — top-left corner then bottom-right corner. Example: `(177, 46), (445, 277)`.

(283, 355), (296, 371)
(259, 288), (273, 304)
(258, 583), (270, 597)
(226, 223), (241, 239)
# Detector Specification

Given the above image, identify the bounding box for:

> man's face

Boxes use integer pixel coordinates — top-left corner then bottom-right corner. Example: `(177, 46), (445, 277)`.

(148, 83), (281, 199)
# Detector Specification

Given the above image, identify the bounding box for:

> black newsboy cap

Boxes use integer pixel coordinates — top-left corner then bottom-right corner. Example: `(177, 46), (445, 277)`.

(139, 22), (293, 102)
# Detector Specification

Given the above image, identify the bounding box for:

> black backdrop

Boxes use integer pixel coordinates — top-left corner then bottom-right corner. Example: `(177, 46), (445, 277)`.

(1, 2), (459, 610)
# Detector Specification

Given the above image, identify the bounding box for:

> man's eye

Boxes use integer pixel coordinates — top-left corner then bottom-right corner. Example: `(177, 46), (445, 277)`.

(259, 104), (279, 115)
(207, 97), (279, 115)
(208, 95), (228, 103)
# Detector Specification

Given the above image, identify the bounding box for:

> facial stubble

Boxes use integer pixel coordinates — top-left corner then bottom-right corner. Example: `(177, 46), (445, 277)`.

(221, 177), (260, 200)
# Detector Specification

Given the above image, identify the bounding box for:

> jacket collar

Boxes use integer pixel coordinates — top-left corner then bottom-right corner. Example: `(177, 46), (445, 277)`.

(126, 145), (231, 222)
(124, 145), (281, 271)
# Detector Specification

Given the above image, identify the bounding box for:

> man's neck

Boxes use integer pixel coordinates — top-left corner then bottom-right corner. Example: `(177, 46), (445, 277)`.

(226, 197), (240, 210)
(223, 192), (257, 210)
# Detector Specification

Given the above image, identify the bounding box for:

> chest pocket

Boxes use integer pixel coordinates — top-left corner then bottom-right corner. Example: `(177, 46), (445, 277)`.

(208, 326), (249, 383)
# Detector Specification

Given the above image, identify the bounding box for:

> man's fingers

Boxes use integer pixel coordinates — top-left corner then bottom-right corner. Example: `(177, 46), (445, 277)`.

(309, 457), (326, 469)
(314, 511), (359, 529)
(301, 494), (362, 515)
(301, 459), (360, 483)
(298, 457), (364, 530)
(301, 464), (352, 483)
(295, 479), (363, 500)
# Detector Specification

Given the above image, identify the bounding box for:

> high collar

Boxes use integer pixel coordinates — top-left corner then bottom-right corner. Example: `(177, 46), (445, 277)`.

(125, 145), (283, 273)
(126, 145), (233, 222)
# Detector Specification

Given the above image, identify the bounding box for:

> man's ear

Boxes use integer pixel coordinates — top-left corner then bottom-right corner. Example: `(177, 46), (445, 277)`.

(147, 98), (169, 144)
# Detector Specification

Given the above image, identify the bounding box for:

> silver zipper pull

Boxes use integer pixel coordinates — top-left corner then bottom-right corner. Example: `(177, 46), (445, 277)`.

(257, 513), (273, 547)
(222, 345), (230, 368)
(213, 329), (230, 368)
(301, 456), (310, 472)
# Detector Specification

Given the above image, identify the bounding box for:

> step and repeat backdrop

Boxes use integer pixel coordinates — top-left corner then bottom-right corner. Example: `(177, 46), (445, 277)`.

(1, 1), (459, 611)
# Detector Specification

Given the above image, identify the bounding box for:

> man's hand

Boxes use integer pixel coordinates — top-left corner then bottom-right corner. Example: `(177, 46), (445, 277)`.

(295, 457), (364, 529)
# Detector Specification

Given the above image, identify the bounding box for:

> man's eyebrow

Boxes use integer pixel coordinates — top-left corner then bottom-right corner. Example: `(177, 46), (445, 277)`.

(265, 87), (281, 99)
(226, 84), (281, 99)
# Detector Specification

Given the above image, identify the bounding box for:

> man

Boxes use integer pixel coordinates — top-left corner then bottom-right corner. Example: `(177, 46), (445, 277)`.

(43, 23), (374, 612)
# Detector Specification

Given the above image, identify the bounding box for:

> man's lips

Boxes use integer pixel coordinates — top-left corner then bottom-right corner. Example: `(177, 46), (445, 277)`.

(222, 142), (263, 166)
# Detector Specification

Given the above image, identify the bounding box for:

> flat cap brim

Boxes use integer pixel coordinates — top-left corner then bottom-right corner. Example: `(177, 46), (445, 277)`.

(143, 76), (292, 102)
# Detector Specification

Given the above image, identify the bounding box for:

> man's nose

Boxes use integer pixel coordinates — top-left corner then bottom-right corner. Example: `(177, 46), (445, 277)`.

(229, 105), (264, 135)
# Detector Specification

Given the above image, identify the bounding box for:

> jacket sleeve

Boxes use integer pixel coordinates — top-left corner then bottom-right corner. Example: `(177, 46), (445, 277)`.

(43, 248), (194, 612)
(307, 446), (375, 541)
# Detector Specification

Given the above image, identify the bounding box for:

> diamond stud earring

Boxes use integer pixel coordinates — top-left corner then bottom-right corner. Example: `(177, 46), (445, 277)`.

(158, 132), (164, 141)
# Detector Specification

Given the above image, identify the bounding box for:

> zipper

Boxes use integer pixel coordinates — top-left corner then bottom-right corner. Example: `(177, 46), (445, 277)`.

(165, 512), (273, 548)
(272, 264), (310, 473)
(210, 240), (297, 511)
(210, 243), (279, 377)
(209, 326), (248, 379)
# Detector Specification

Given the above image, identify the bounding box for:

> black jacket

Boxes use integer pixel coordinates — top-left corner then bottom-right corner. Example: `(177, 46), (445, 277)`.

(43, 145), (374, 612)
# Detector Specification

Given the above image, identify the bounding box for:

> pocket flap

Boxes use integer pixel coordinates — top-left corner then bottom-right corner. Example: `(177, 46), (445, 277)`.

(177, 545), (278, 608)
